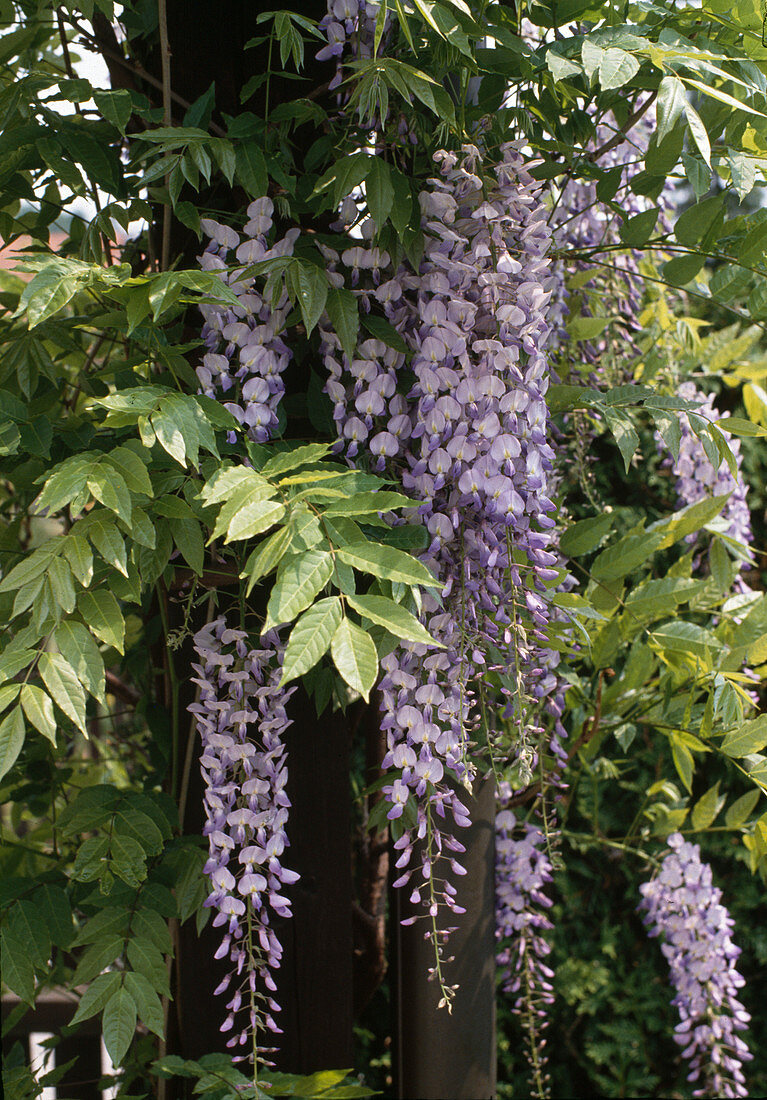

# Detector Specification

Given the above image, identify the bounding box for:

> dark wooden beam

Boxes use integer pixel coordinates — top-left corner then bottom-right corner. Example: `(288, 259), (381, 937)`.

(392, 775), (497, 1100)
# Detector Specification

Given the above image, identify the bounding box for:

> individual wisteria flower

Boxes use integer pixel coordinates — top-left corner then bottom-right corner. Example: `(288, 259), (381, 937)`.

(318, 140), (564, 996)
(661, 382), (753, 555)
(197, 197), (299, 442)
(189, 619), (298, 1059)
(495, 795), (555, 1098)
(638, 833), (752, 1098)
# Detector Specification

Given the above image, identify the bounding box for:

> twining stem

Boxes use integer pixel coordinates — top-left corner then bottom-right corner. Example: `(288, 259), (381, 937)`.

(55, 9), (114, 263)
(245, 900), (260, 1089)
(157, 0), (173, 271)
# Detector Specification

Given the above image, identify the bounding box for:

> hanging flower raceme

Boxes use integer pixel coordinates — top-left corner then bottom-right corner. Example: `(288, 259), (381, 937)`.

(662, 382), (753, 557)
(638, 833), (752, 1098)
(318, 142), (561, 994)
(197, 197), (298, 442)
(495, 795), (555, 1098)
(189, 620), (298, 1059)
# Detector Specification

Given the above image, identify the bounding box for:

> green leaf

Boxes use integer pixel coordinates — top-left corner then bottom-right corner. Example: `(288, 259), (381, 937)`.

(111, 832), (148, 888)
(648, 494), (730, 550)
(6, 899), (51, 968)
(78, 590), (125, 653)
(113, 808), (165, 859)
(598, 47), (640, 89)
(290, 262), (328, 336)
(201, 465), (266, 505)
(0, 706), (25, 779)
(325, 286), (359, 361)
(266, 549), (334, 629)
(94, 89), (133, 132)
(87, 515), (128, 576)
(72, 936), (125, 986)
(330, 617), (378, 701)
(72, 836), (110, 882)
(656, 74), (687, 143)
(323, 492), (411, 517)
(38, 651), (88, 734)
(62, 535), (94, 586)
(71, 907), (129, 949)
(366, 156), (394, 228)
(102, 987), (137, 1066)
(242, 526), (294, 595)
(173, 846), (207, 924)
(624, 576), (702, 617)
(126, 938), (171, 997)
(33, 883), (73, 949)
(20, 684), (56, 743)
(721, 715), (767, 758)
(663, 252), (705, 287)
(70, 971), (122, 1026)
(151, 402), (189, 466)
(281, 597), (343, 684)
(54, 621), (105, 702)
(684, 101), (711, 167)
(360, 312), (408, 353)
(225, 499), (286, 543)
(346, 594), (441, 647)
(124, 971), (165, 1038)
(725, 789), (761, 828)
(236, 141), (269, 196)
(106, 446), (154, 497)
(47, 556), (76, 614)
(691, 783), (722, 830)
(602, 408), (639, 472)
(674, 194), (724, 248)
(336, 543), (440, 588)
(0, 929), (35, 1003)
(670, 734), (694, 793)
(560, 514), (615, 557)
(260, 443), (333, 478)
(172, 518), (204, 575)
(132, 909), (173, 955)
(619, 207), (658, 247)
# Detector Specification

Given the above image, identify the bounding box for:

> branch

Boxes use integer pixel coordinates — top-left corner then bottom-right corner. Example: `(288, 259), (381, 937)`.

(105, 670), (141, 705)
(157, 0), (172, 272)
(64, 13), (227, 136)
(588, 91), (658, 162)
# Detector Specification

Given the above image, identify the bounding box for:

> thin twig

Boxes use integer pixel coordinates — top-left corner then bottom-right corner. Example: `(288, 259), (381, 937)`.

(63, 13), (227, 136)
(56, 8), (114, 263)
(157, 0), (172, 272)
(588, 91), (658, 162)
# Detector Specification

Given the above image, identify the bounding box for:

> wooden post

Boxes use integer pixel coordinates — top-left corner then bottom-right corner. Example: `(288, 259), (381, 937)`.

(392, 775), (497, 1100)
(273, 693), (354, 1072)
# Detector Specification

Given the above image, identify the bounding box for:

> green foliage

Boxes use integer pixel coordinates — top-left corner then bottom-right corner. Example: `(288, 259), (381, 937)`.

(2, 0), (767, 1096)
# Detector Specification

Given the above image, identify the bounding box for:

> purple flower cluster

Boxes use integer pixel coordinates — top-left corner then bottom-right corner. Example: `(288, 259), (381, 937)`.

(189, 619), (298, 1056)
(639, 833), (752, 1098)
(198, 198), (298, 442)
(318, 142), (563, 975)
(663, 382), (753, 553)
(495, 796), (555, 1094)
(317, 0), (384, 92)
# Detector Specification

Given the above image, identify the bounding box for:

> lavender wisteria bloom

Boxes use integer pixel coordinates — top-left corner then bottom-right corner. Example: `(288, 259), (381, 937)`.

(197, 198), (298, 442)
(638, 833), (752, 1098)
(318, 141), (563, 993)
(662, 382), (753, 556)
(189, 620), (298, 1058)
(495, 796), (555, 1097)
